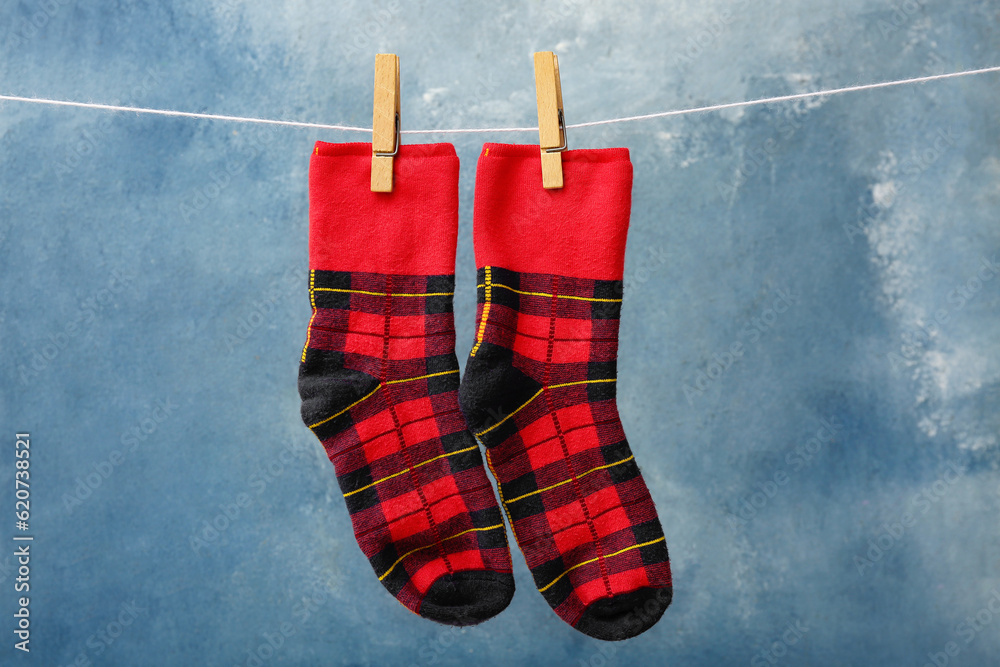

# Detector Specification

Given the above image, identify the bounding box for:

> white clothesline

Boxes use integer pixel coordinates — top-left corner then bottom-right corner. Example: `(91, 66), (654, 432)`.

(1, 65), (997, 135)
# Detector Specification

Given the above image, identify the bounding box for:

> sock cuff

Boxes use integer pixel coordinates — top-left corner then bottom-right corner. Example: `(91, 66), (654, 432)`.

(309, 141), (460, 275)
(473, 143), (633, 281)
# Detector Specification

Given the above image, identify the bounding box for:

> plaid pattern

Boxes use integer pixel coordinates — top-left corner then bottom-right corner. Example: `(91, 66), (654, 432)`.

(461, 265), (671, 630)
(299, 269), (512, 617)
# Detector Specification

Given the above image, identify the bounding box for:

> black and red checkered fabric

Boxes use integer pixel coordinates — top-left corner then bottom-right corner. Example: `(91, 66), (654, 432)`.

(460, 265), (672, 640)
(299, 269), (514, 625)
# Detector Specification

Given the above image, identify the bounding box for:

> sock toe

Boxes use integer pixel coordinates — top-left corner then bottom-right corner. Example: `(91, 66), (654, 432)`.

(419, 571), (515, 626)
(574, 586), (672, 641)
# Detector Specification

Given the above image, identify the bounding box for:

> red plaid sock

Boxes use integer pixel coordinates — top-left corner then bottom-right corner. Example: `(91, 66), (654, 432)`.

(459, 144), (672, 640)
(299, 142), (514, 626)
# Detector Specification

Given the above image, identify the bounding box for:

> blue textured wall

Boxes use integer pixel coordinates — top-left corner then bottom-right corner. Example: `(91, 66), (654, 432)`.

(2, 1), (999, 665)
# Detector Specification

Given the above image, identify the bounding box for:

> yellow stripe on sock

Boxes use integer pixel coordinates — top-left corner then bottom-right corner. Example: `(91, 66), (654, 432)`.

(307, 370), (458, 430)
(313, 287), (454, 297)
(474, 282), (622, 303)
(343, 445), (479, 497)
(475, 388), (543, 437)
(377, 524), (505, 581)
(300, 271), (317, 363)
(474, 379), (616, 437)
(550, 378), (617, 390)
(301, 311), (315, 363)
(384, 369), (458, 385)
(307, 386), (380, 429)
(503, 455), (635, 505)
(469, 266), (492, 357)
(537, 536), (666, 593)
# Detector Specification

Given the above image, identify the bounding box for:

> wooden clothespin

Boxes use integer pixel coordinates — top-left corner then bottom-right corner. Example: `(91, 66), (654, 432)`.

(371, 53), (400, 193)
(533, 51), (567, 189)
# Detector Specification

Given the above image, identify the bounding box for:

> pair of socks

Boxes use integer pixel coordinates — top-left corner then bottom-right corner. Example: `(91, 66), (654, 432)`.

(298, 141), (672, 640)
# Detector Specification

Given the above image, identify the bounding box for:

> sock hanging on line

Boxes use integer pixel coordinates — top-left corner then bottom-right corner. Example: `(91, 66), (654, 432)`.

(298, 141), (514, 626)
(459, 143), (672, 641)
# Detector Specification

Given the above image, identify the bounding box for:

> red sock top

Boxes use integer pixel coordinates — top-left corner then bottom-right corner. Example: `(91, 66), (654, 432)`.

(472, 143), (633, 281)
(309, 142), (460, 275)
